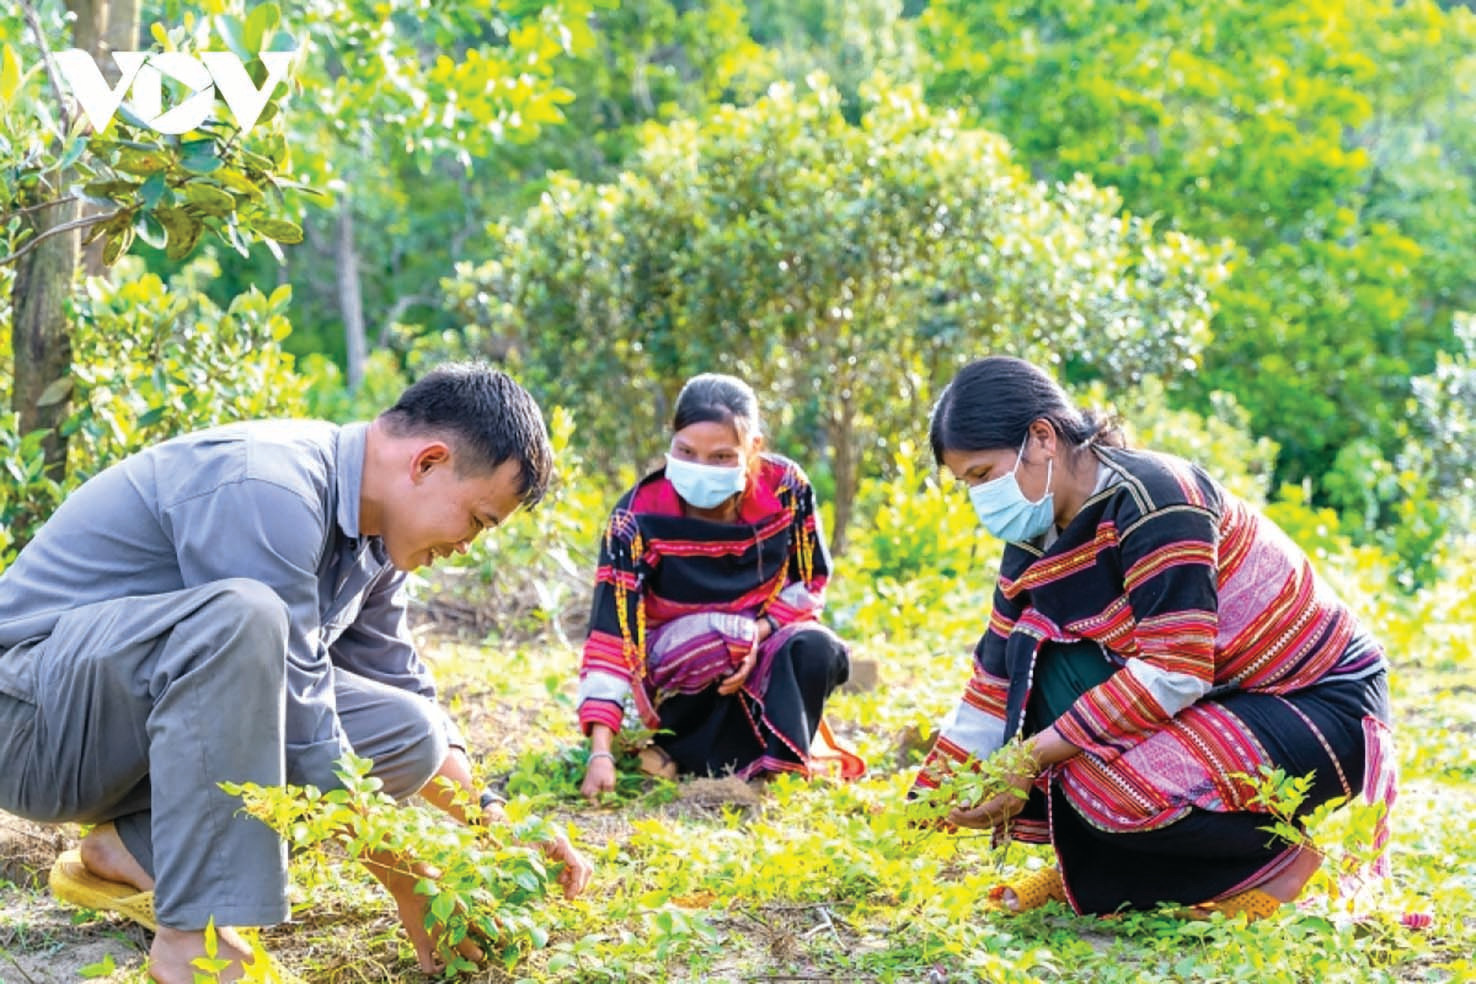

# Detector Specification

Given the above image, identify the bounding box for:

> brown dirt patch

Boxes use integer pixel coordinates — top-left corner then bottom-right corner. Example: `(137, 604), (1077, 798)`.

(677, 776), (764, 811)
(0, 815), (72, 890)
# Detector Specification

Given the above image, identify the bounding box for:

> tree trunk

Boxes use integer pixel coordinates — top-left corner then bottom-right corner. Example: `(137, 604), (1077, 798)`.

(78, 0), (141, 277)
(7, 0), (113, 478)
(828, 399), (856, 557)
(102, 0), (140, 54)
(337, 199), (367, 391)
(67, 0), (106, 56)
(10, 200), (79, 476)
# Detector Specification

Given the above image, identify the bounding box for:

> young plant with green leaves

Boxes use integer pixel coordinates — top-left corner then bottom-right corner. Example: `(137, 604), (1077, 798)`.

(226, 754), (566, 976)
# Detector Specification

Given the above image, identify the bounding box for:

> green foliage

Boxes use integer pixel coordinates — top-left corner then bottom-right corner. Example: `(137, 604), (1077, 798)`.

(76, 953), (116, 978)
(453, 77), (1223, 547)
(1321, 438), (1448, 590)
(920, 0), (1476, 493)
(905, 740), (1037, 835)
(503, 740), (667, 808)
(1, 11), (306, 270)
(297, 350), (410, 423)
(227, 753), (563, 974)
(1110, 378), (1279, 506)
(1239, 765), (1393, 918)
(1407, 313), (1476, 510)
(740, 0), (921, 120)
(494, 0), (767, 185)
(848, 440), (981, 584)
(0, 256), (309, 567)
(66, 257), (309, 468)
(221, 0), (602, 364)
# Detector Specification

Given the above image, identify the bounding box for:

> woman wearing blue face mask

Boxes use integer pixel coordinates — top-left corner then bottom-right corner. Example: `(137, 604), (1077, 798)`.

(914, 356), (1392, 920)
(577, 373), (863, 798)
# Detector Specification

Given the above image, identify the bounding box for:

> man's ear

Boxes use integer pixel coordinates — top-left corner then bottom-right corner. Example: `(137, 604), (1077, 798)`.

(410, 441), (453, 483)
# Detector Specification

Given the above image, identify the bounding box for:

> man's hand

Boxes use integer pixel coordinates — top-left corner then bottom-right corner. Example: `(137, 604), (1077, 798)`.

(541, 833), (593, 899)
(365, 853), (485, 974)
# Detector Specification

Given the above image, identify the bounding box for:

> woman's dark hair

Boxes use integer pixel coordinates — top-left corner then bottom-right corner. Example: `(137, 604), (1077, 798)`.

(380, 362), (554, 505)
(672, 373), (763, 446)
(928, 356), (1123, 464)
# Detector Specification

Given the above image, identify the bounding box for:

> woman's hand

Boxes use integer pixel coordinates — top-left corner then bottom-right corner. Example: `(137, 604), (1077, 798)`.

(947, 728), (1081, 830)
(581, 729), (619, 799)
(946, 776), (1032, 830)
(580, 754), (617, 799)
(719, 617), (770, 695)
(946, 755), (1039, 831)
(718, 642), (758, 695)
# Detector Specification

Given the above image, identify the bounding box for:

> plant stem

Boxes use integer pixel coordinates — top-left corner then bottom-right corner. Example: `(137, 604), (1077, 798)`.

(0, 211), (118, 267)
(17, 0), (72, 137)
(0, 196), (79, 224)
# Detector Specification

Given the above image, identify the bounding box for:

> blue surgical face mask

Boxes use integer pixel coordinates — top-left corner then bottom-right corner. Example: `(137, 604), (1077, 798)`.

(967, 435), (1055, 542)
(665, 454), (747, 509)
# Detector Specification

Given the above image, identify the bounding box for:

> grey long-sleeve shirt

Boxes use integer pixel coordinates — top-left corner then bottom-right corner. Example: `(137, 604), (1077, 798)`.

(0, 420), (460, 789)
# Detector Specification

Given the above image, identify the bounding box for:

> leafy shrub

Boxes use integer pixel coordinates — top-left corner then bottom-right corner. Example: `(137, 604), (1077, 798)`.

(1321, 438), (1448, 590)
(227, 754), (563, 975)
(297, 350), (412, 424)
(0, 257), (310, 569)
(1107, 378), (1279, 506)
(1406, 313), (1476, 512)
(921, 0), (1476, 489)
(66, 257), (310, 468)
(847, 441), (981, 584)
(450, 77), (1223, 550)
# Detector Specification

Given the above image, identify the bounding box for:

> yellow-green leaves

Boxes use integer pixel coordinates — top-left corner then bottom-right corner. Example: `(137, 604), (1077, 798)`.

(0, 41), (24, 109)
(250, 216), (304, 244)
(243, 3), (281, 55)
(454, 80), (1220, 545)
(182, 181), (236, 216)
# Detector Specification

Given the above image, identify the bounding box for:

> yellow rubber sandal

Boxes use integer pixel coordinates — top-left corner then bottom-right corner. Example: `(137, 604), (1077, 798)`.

(986, 866), (1066, 913)
(1182, 887), (1283, 922)
(48, 849), (157, 931)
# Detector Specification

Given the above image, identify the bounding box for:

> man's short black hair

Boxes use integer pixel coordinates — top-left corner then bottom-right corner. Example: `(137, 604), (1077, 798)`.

(380, 363), (553, 506)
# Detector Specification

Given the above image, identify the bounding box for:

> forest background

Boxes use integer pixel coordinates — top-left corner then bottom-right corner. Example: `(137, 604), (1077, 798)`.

(1, 1), (1474, 981)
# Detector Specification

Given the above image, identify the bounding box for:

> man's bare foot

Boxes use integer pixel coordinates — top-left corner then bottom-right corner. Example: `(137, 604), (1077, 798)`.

(79, 821), (154, 892)
(148, 925), (259, 984)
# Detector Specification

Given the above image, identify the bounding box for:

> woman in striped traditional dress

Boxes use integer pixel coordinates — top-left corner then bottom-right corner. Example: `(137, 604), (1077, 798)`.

(577, 373), (860, 798)
(916, 356), (1393, 918)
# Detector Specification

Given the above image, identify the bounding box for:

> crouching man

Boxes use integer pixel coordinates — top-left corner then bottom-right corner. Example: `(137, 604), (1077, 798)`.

(0, 363), (591, 982)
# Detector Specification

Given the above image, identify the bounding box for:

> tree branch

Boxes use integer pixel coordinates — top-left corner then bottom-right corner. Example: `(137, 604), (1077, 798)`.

(0, 211), (119, 267)
(378, 292), (432, 346)
(0, 195), (79, 224)
(18, 0), (73, 137)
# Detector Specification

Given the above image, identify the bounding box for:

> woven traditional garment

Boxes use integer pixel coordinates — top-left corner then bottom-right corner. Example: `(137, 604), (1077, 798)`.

(577, 454), (859, 780)
(917, 446), (1392, 913)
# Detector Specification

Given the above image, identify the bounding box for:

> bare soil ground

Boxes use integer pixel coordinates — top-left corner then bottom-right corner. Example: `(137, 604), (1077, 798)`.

(0, 816), (152, 983)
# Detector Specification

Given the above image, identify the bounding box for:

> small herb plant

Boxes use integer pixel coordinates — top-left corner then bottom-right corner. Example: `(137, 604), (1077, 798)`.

(224, 754), (563, 976)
